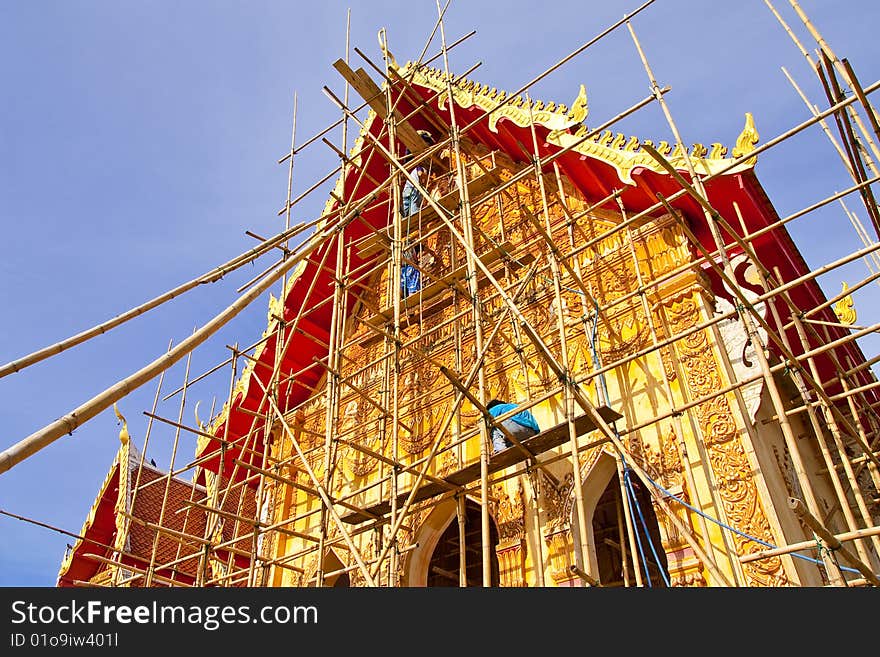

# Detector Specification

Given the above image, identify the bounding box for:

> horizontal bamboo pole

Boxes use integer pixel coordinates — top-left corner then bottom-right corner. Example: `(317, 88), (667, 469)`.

(82, 554), (183, 587)
(740, 523), (880, 564)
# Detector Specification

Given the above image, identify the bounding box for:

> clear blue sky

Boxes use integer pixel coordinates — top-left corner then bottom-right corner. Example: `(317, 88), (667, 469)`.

(1, 1), (878, 586)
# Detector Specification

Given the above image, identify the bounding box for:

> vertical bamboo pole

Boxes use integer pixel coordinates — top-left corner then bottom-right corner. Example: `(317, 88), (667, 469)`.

(526, 469), (546, 586)
(111, 338), (172, 586)
(456, 494), (467, 587)
(525, 95), (592, 579)
(379, 25), (404, 587)
(197, 345), (239, 587)
(615, 456), (643, 587)
(615, 481), (632, 587)
(315, 235), (345, 587)
(282, 92), (298, 298)
(436, 2), (491, 586)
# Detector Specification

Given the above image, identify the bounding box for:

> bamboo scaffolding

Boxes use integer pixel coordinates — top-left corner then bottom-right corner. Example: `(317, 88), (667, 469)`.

(143, 344), (194, 586)
(352, 93), (733, 586)
(787, 0), (880, 160)
(19, 2), (880, 591)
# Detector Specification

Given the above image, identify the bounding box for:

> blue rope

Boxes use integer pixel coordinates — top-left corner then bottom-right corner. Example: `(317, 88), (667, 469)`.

(635, 463), (860, 576)
(621, 463), (653, 587)
(623, 466), (672, 587)
(587, 297), (610, 407)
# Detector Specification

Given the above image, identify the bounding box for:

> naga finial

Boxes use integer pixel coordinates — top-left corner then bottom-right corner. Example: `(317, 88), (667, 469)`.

(569, 84), (589, 124)
(113, 403), (130, 446)
(194, 400), (206, 433)
(377, 28), (399, 70)
(732, 112), (759, 165)
(834, 281), (857, 326)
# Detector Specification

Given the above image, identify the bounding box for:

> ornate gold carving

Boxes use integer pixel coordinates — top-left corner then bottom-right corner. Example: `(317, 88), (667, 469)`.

(339, 400), (381, 477)
(544, 528), (575, 584)
(496, 541), (527, 587)
(495, 481), (526, 546)
(643, 427), (684, 491)
(690, 143), (708, 158)
(709, 143), (729, 159)
(662, 291), (788, 586)
(834, 281), (857, 326)
(494, 481), (527, 587)
(542, 471), (574, 532)
(113, 404), (130, 446)
(402, 62), (587, 134)
(732, 112), (759, 165)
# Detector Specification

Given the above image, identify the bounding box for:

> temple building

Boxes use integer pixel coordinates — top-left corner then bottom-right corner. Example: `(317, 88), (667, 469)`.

(57, 49), (880, 588)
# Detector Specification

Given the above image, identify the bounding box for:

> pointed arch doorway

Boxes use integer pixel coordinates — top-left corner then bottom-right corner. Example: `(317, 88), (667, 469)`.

(574, 453), (669, 587)
(592, 469), (668, 587)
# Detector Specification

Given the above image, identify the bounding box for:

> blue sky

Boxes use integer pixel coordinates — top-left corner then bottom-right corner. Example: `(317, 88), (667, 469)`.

(1, 1), (878, 586)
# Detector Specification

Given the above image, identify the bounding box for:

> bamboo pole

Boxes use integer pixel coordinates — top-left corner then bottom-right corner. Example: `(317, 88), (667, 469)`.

(789, 315), (878, 567)
(0, 210), (355, 475)
(456, 494), (467, 587)
(524, 92), (593, 578)
(786, 0), (880, 158)
(0, 219), (316, 380)
(740, 523), (880, 564)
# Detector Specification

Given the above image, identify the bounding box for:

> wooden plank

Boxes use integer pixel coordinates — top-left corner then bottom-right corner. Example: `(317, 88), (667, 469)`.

(341, 406), (622, 524)
(333, 59), (428, 156)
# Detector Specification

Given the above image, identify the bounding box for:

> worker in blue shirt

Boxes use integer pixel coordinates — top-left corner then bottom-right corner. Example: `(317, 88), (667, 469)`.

(486, 399), (540, 454)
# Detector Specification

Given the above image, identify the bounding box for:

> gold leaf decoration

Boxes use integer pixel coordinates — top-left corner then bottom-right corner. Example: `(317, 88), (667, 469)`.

(732, 112), (759, 165)
(834, 281), (857, 326)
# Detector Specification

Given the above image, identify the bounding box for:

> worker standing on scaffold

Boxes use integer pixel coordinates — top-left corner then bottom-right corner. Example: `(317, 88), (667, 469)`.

(399, 130), (435, 298)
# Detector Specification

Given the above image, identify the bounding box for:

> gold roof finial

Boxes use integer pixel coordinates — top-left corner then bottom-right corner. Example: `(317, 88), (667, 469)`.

(113, 403), (130, 446)
(569, 84), (588, 124)
(378, 28), (398, 70)
(834, 281), (857, 325)
(732, 112), (760, 165)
